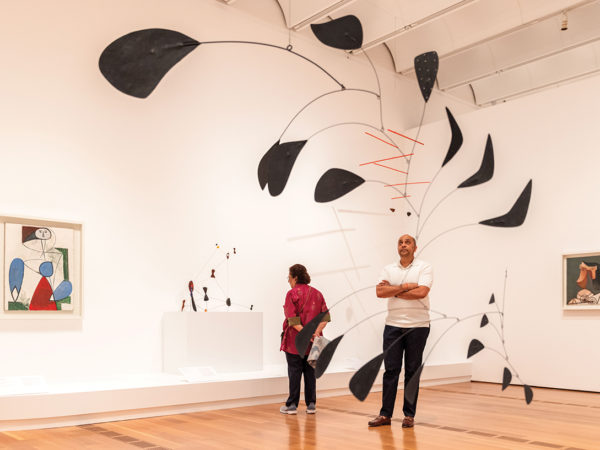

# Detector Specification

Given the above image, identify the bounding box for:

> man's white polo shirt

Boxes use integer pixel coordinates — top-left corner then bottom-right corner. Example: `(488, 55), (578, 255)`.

(378, 258), (433, 328)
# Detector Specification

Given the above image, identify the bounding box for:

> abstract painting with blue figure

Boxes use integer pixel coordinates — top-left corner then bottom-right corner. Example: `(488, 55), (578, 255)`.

(6, 224), (74, 312)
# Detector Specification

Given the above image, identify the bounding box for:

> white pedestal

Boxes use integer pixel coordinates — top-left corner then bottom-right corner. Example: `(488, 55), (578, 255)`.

(162, 312), (263, 374)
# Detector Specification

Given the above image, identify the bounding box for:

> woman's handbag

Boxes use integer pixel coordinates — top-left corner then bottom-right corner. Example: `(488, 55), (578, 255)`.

(307, 335), (330, 368)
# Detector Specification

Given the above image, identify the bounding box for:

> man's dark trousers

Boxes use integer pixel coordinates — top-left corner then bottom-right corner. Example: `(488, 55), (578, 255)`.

(380, 325), (430, 418)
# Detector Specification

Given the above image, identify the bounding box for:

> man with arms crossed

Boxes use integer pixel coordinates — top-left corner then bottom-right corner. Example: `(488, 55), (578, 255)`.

(368, 234), (433, 428)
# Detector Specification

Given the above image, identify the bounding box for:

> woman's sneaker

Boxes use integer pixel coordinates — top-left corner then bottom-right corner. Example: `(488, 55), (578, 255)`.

(306, 403), (316, 414)
(279, 405), (297, 415)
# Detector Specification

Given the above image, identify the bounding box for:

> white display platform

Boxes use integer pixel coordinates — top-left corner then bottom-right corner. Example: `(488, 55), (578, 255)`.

(162, 311), (263, 374)
(0, 361), (471, 431)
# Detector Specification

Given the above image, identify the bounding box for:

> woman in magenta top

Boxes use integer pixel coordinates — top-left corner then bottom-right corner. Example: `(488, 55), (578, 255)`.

(279, 264), (330, 415)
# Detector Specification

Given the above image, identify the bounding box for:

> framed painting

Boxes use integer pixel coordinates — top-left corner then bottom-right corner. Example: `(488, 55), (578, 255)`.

(563, 252), (600, 310)
(1, 216), (82, 318)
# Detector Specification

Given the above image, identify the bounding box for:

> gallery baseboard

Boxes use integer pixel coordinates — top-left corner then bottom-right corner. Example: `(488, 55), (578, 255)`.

(0, 361), (471, 431)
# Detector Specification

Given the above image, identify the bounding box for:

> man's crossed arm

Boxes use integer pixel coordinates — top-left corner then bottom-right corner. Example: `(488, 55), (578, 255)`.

(376, 280), (430, 300)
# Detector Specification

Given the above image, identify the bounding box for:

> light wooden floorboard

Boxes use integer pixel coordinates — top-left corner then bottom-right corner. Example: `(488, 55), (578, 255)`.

(2, 382), (598, 449)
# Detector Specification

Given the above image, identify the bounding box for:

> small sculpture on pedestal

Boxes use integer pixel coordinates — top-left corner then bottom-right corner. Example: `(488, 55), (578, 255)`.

(188, 281), (197, 312)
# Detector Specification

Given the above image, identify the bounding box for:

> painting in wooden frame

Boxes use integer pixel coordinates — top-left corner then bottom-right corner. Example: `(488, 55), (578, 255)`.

(1, 215), (82, 319)
(563, 252), (600, 310)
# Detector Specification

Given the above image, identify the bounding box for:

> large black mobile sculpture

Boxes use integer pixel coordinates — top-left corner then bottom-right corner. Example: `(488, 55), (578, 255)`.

(98, 19), (418, 209)
(298, 122), (533, 402)
(99, 14), (534, 405)
(293, 18), (533, 405)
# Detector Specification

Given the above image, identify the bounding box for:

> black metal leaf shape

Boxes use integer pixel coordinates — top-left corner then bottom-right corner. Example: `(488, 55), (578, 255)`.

(480, 179), (533, 227)
(467, 339), (485, 358)
(489, 293), (496, 304)
(257, 141), (276, 190)
(311, 15), (363, 50)
(502, 367), (512, 390)
(480, 314), (489, 328)
(295, 310), (328, 357)
(524, 385), (533, 404)
(349, 353), (384, 401)
(442, 108), (463, 167)
(257, 140), (307, 196)
(459, 134), (494, 188)
(257, 142), (276, 190)
(315, 168), (365, 203)
(99, 29), (199, 98)
(315, 335), (344, 378)
(414, 51), (439, 103)
(404, 364), (425, 405)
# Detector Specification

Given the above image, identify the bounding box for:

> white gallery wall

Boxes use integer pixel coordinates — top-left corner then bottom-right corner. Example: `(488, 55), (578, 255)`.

(0, 0), (597, 395)
(0, 0), (474, 380)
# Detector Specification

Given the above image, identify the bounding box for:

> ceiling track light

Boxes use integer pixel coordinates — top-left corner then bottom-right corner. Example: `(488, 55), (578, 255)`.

(561, 11), (568, 31)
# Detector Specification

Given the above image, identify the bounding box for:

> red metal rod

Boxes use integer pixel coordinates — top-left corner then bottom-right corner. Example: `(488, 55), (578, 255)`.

(387, 129), (424, 145)
(364, 132), (398, 148)
(373, 163), (408, 174)
(384, 182), (430, 187)
(359, 154), (414, 166)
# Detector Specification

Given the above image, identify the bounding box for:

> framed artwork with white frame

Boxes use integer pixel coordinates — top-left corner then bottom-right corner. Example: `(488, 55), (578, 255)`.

(1, 215), (83, 319)
(563, 251), (600, 310)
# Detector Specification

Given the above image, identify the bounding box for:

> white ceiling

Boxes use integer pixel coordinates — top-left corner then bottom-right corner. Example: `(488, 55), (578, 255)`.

(267, 0), (600, 106)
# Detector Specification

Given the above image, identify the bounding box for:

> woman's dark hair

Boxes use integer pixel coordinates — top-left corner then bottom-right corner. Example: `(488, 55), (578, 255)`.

(289, 264), (311, 285)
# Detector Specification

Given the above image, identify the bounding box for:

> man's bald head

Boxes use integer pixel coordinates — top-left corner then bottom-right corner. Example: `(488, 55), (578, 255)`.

(397, 234), (417, 260)
(398, 234), (416, 246)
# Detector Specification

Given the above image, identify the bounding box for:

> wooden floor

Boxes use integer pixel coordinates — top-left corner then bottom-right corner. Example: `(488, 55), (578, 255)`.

(1, 382), (599, 449)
